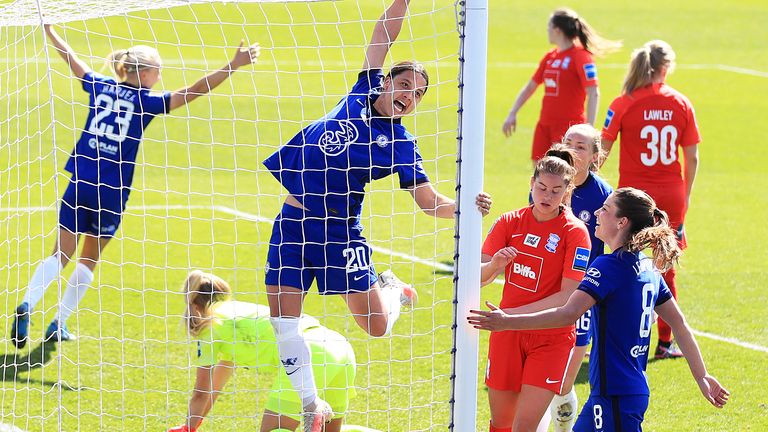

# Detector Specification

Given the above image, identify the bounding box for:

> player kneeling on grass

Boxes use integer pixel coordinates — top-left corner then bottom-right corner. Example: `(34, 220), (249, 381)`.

(10, 25), (259, 348)
(168, 271), (357, 432)
(469, 188), (729, 431)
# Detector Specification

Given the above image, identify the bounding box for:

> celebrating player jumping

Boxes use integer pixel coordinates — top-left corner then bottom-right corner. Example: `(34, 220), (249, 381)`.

(10, 24), (260, 348)
(261, 0), (491, 429)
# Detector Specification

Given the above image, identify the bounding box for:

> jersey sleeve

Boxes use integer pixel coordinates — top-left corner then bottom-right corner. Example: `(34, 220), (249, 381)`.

(140, 91), (172, 115)
(80, 71), (115, 95)
(395, 138), (430, 189)
(601, 96), (626, 141)
(531, 53), (549, 84)
(482, 214), (512, 257)
(577, 256), (619, 302)
(562, 222), (592, 281)
(574, 50), (598, 88)
(351, 69), (384, 96)
(655, 274), (673, 306)
(680, 100), (702, 147)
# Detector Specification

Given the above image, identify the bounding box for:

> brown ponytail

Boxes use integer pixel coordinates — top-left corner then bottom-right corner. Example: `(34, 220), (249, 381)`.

(182, 270), (232, 336)
(550, 8), (622, 57)
(614, 188), (681, 272)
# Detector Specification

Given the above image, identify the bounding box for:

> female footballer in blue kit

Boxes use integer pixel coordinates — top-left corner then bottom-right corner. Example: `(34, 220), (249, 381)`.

(11, 24), (260, 348)
(545, 125), (613, 432)
(469, 188), (728, 431)
(262, 0), (491, 429)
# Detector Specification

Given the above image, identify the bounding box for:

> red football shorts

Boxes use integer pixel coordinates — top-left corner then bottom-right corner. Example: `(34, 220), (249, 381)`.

(485, 330), (576, 394)
(622, 182), (687, 249)
(532, 120), (574, 161)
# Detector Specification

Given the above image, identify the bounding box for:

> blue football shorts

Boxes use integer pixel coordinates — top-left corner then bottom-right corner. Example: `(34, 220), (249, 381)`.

(58, 179), (128, 238)
(265, 203), (378, 294)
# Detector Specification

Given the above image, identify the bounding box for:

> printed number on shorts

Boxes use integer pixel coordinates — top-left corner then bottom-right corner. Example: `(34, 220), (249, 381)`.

(640, 125), (678, 166)
(639, 283), (654, 338)
(89, 94), (135, 143)
(343, 246), (369, 273)
(593, 403), (603, 430)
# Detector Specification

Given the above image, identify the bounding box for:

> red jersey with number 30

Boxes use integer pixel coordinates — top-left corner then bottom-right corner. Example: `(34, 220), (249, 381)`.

(483, 206), (591, 334)
(532, 46), (598, 124)
(602, 83), (701, 187)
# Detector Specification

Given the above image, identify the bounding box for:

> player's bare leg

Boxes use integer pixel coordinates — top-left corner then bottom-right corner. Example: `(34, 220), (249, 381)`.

(512, 385), (556, 432)
(344, 270), (416, 337)
(488, 388), (520, 430)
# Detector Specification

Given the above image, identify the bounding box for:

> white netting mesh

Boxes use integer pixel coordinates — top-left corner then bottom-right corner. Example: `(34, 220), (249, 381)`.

(1, 1), (464, 430)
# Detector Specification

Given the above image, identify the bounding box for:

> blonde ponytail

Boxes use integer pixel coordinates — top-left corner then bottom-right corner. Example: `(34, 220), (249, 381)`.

(622, 40), (676, 95)
(105, 45), (161, 81)
(182, 270), (232, 336)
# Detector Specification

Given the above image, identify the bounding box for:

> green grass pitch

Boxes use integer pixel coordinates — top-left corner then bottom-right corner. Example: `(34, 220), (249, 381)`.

(0, 0), (766, 430)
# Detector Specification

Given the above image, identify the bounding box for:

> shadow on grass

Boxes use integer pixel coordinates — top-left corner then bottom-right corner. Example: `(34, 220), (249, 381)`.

(0, 342), (80, 391)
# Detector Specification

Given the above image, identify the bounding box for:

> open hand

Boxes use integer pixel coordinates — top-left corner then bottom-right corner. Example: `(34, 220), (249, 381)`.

(229, 40), (260, 70)
(467, 301), (512, 331)
(697, 374), (730, 408)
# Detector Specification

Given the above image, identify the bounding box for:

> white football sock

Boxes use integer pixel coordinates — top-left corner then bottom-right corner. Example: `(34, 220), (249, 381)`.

(379, 285), (402, 336)
(22, 255), (63, 309)
(537, 406), (552, 432)
(550, 388), (578, 432)
(270, 316), (318, 408)
(57, 262), (94, 324)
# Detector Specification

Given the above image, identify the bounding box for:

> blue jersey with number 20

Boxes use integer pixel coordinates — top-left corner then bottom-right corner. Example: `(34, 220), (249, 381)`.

(578, 250), (673, 396)
(65, 72), (171, 189)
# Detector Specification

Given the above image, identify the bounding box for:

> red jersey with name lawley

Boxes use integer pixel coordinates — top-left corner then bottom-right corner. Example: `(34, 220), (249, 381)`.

(602, 83), (701, 187)
(483, 206), (591, 334)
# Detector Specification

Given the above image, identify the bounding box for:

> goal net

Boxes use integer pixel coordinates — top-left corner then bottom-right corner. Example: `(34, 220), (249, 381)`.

(0, 0), (482, 430)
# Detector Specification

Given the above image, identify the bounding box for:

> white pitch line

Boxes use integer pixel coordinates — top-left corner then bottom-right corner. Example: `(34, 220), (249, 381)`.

(1, 203), (766, 353)
(2, 57), (768, 78)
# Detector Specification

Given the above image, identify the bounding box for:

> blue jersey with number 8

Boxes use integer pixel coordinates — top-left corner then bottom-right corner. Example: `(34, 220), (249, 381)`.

(577, 250), (672, 396)
(65, 71), (171, 189)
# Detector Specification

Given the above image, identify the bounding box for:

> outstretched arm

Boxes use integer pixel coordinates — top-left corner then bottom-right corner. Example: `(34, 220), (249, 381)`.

(655, 300), (730, 408)
(502, 277), (581, 315)
(363, 0), (411, 70)
(44, 24), (91, 79)
(468, 290), (595, 332)
(409, 182), (492, 219)
(169, 40), (260, 111)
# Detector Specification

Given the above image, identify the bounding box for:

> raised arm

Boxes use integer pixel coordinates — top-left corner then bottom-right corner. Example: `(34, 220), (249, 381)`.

(655, 300), (730, 408)
(168, 40), (260, 111)
(44, 24), (91, 79)
(363, 0), (411, 70)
